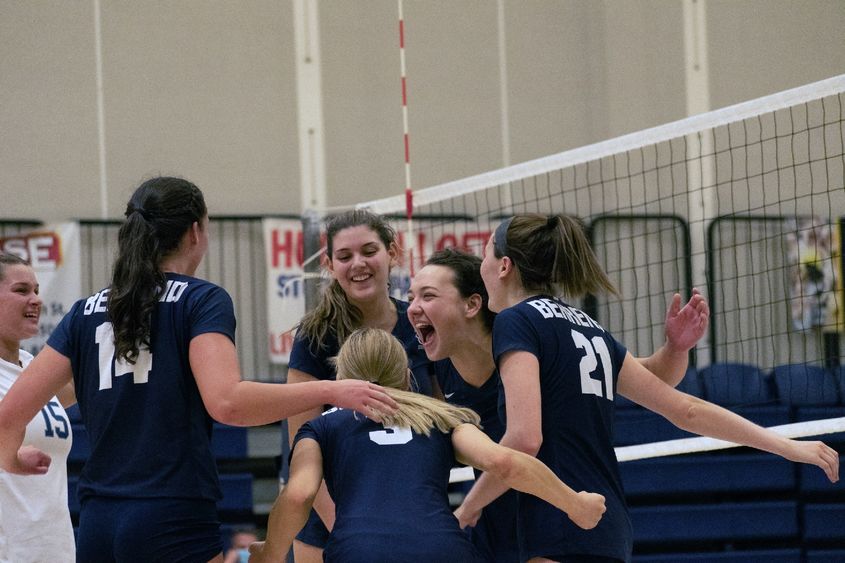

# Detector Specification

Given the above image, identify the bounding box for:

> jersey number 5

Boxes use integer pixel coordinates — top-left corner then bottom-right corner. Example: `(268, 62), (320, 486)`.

(571, 329), (614, 400)
(95, 322), (153, 391)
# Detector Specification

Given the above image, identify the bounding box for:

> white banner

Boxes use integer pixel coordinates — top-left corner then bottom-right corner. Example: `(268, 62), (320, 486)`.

(263, 218), (307, 364)
(262, 218), (493, 365)
(0, 223), (82, 356)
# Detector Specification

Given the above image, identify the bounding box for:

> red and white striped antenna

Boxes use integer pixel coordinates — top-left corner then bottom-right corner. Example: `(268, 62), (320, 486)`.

(398, 0), (415, 276)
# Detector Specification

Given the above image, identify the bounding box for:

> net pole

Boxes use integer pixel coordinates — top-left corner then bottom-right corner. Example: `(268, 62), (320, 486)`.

(398, 0), (415, 276)
(683, 0), (715, 366)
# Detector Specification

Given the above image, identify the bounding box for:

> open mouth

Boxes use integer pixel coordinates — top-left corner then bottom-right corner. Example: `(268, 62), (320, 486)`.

(350, 273), (372, 282)
(414, 322), (435, 346)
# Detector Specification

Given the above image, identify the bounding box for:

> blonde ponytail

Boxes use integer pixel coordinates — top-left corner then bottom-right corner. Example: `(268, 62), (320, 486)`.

(335, 327), (481, 436)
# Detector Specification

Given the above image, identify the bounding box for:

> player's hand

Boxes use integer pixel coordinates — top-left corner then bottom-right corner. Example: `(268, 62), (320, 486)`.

(567, 491), (606, 530)
(329, 379), (398, 422)
(454, 503), (481, 529)
(13, 445), (51, 475)
(786, 439), (839, 483)
(247, 541), (267, 562)
(665, 288), (709, 352)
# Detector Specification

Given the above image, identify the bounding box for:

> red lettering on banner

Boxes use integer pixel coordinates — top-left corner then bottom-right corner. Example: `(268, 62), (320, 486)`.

(462, 230), (492, 255)
(270, 229), (306, 269)
(0, 233), (61, 269)
(435, 233), (458, 251)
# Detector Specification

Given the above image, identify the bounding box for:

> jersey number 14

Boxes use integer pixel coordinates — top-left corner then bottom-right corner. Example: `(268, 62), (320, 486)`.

(95, 322), (152, 390)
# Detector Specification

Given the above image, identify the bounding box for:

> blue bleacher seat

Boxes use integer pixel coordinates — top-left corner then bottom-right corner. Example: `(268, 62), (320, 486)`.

(700, 363), (773, 406)
(614, 408), (695, 446)
(218, 473), (254, 514)
(630, 501), (798, 543)
(677, 366), (704, 397)
(614, 368), (706, 446)
(772, 364), (840, 406)
(633, 549), (801, 563)
(803, 503), (845, 540)
(211, 423), (248, 460)
(616, 367), (702, 410)
(620, 454), (795, 497)
(799, 458), (845, 495)
(698, 362), (790, 427)
(806, 549), (845, 563)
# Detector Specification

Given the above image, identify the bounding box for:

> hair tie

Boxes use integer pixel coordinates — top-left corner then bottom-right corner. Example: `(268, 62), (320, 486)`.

(126, 205), (151, 221)
(493, 217), (514, 257)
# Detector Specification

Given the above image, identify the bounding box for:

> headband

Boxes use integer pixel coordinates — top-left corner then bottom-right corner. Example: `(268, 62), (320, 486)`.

(493, 216), (514, 257)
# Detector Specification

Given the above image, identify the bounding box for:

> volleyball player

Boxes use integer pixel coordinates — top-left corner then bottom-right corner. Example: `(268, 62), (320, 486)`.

(0, 177), (396, 562)
(249, 328), (606, 563)
(455, 214), (838, 562)
(285, 209), (436, 562)
(0, 253), (75, 562)
(407, 248), (708, 562)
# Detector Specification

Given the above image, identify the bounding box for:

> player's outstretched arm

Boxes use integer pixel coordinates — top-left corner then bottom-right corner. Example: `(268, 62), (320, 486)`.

(249, 438), (323, 563)
(452, 424), (606, 530)
(190, 333), (397, 426)
(619, 353), (839, 483)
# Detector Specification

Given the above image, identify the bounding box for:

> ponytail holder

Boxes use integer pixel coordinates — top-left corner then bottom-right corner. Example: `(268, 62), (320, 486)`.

(126, 205), (151, 221)
(493, 217), (514, 257)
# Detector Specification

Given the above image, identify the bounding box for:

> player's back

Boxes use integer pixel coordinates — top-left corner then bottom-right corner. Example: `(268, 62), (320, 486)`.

(48, 273), (236, 503)
(296, 408), (482, 563)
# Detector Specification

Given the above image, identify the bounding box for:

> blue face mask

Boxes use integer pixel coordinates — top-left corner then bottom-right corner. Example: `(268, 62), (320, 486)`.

(237, 548), (250, 563)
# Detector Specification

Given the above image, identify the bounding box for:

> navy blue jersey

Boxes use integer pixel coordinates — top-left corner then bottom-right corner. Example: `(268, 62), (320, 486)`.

(493, 296), (631, 561)
(48, 273), (235, 504)
(434, 359), (503, 442)
(295, 409), (482, 563)
(289, 298), (433, 396)
(436, 360), (518, 563)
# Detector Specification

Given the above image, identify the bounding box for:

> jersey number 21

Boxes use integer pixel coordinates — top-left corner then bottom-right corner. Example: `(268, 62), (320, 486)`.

(572, 329), (613, 400)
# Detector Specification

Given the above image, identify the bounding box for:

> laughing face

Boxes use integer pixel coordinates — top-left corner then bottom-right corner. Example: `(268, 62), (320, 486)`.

(0, 263), (42, 346)
(407, 264), (474, 361)
(327, 225), (397, 306)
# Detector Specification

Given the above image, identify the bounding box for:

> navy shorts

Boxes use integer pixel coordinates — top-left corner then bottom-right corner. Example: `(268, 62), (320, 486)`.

(77, 496), (223, 562)
(295, 508), (329, 548)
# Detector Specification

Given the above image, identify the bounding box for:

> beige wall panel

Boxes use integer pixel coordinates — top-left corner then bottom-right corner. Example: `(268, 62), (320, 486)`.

(323, 0), (503, 207)
(0, 1), (100, 220)
(98, 0), (299, 217)
(708, 0), (845, 109)
(600, 0), (686, 138)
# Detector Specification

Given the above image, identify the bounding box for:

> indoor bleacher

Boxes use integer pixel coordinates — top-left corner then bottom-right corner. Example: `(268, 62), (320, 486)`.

(615, 363), (845, 561)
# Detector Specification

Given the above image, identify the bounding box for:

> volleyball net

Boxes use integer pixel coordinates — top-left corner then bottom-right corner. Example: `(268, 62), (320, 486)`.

(353, 73), (845, 460)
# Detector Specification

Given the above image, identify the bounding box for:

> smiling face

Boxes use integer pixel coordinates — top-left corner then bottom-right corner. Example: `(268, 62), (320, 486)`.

(0, 263), (42, 348)
(480, 234), (506, 313)
(327, 225), (396, 306)
(407, 264), (475, 361)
